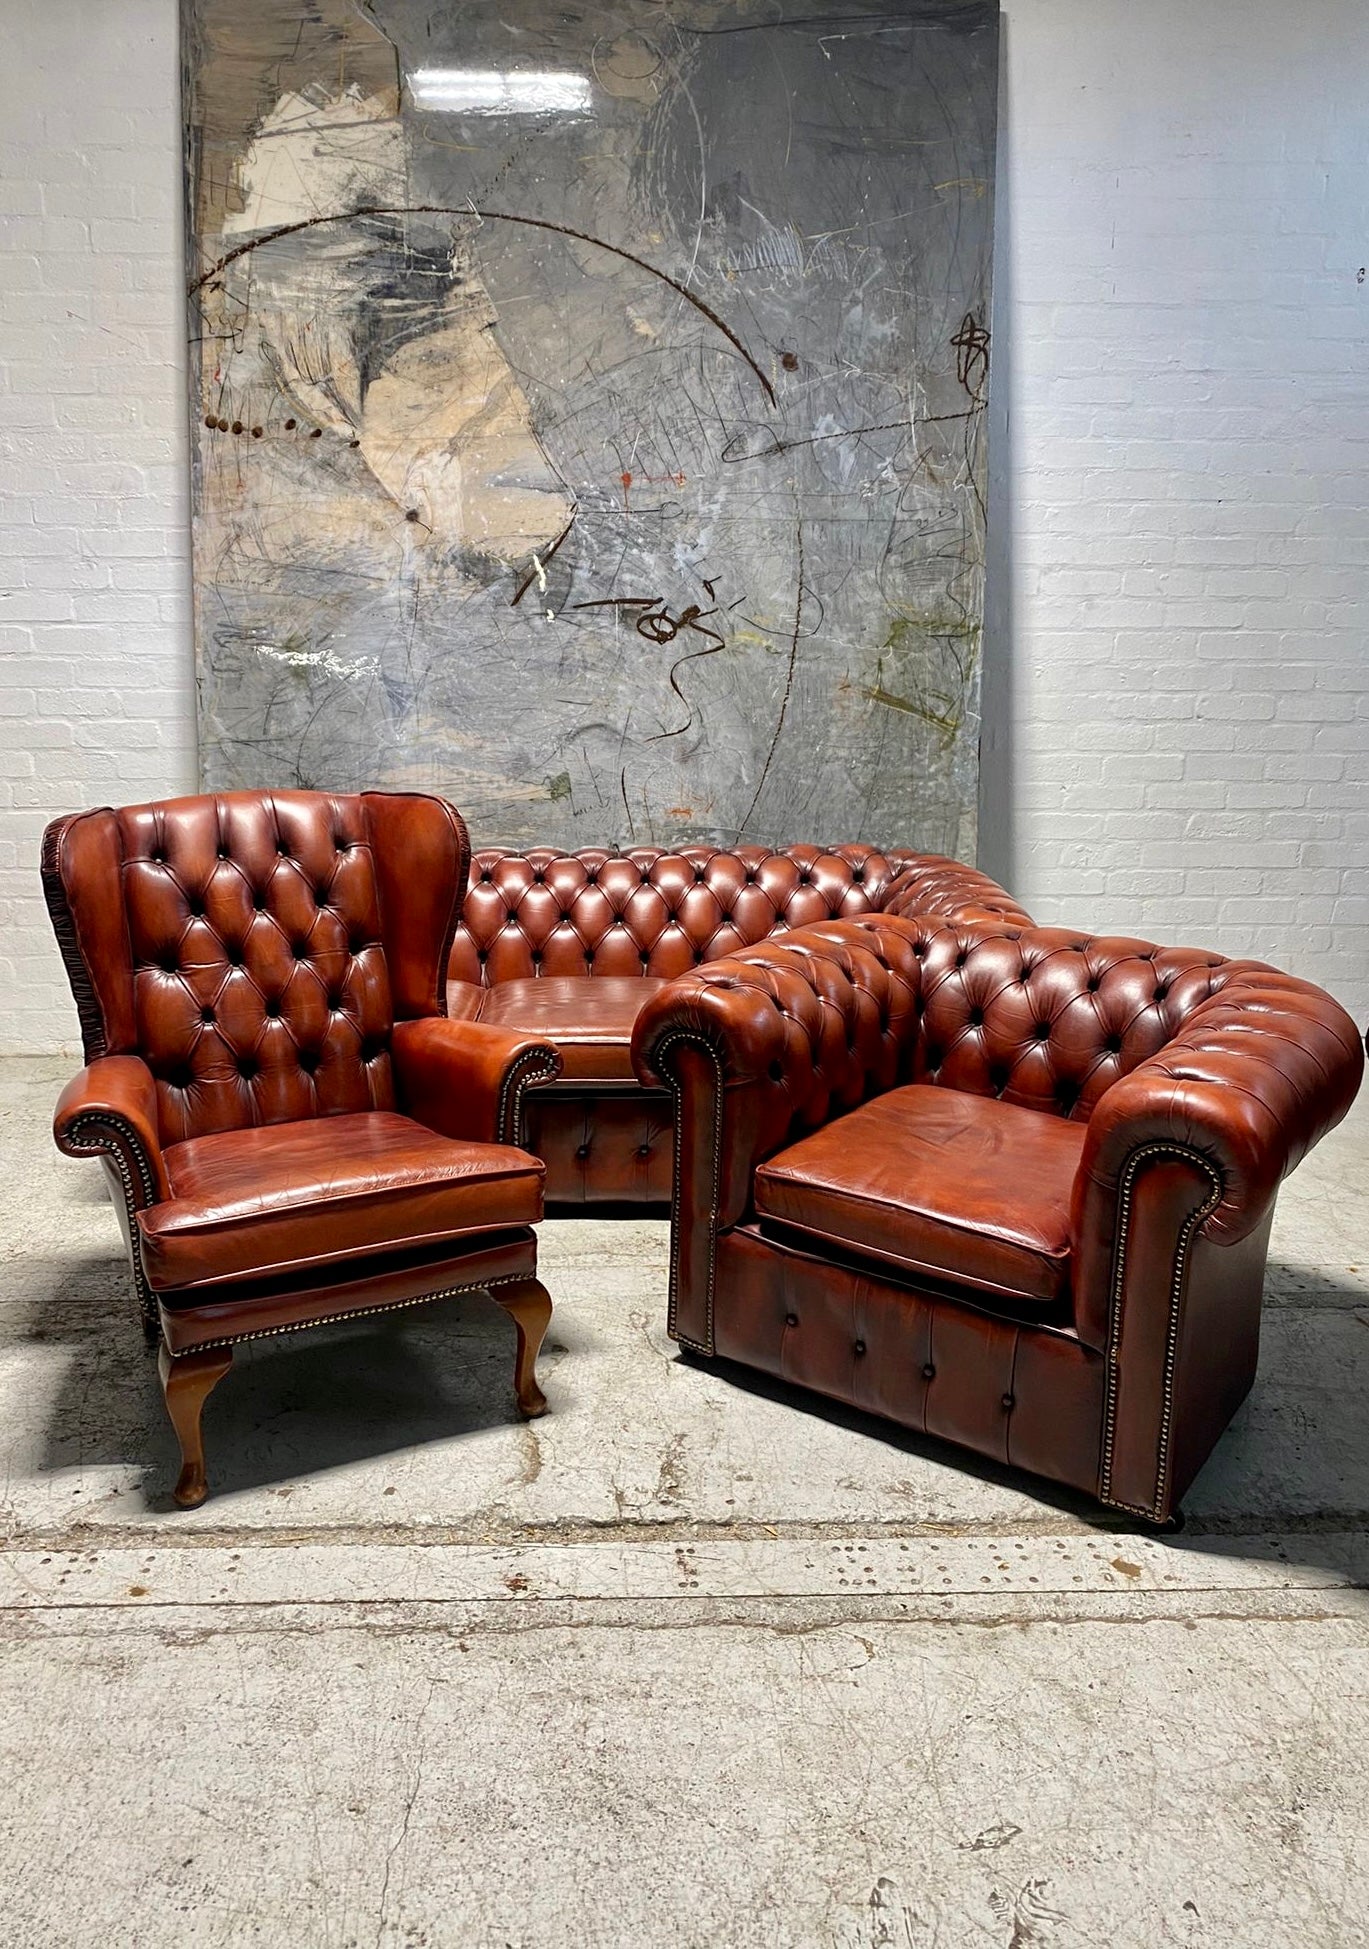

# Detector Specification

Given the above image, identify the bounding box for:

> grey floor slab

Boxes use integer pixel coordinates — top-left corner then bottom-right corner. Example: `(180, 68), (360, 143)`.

(2, 1609), (1367, 1949)
(1, 1055), (1367, 1947)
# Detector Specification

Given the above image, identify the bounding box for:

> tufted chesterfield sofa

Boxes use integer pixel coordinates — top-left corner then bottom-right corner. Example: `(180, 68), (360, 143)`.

(42, 790), (563, 1505)
(446, 844), (1031, 1207)
(631, 911), (1364, 1523)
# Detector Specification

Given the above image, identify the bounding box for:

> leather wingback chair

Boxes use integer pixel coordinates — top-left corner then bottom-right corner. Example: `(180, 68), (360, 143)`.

(42, 790), (563, 1506)
(632, 912), (1364, 1524)
(447, 843), (1032, 1206)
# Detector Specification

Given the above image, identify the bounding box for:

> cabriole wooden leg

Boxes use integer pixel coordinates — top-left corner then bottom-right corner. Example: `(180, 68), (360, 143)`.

(158, 1343), (233, 1508)
(493, 1278), (553, 1419)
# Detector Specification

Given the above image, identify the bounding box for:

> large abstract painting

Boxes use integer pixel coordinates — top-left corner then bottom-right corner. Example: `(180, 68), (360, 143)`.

(183, 0), (998, 851)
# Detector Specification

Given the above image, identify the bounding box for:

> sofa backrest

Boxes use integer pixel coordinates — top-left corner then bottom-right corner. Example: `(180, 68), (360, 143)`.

(758, 913), (1278, 1127)
(43, 789), (468, 1146)
(891, 917), (1239, 1120)
(448, 844), (1025, 988)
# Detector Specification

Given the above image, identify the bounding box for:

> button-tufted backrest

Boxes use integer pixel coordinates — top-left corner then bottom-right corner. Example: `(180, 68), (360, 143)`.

(881, 916), (1238, 1121)
(42, 789), (469, 1146)
(448, 843), (996, 987)
(637, 913), (1251, 1157)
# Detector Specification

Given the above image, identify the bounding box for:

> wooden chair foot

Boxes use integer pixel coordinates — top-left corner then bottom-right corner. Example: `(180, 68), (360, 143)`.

(492, 1277), (553, 1418)
(158, 1343), (233, 1508)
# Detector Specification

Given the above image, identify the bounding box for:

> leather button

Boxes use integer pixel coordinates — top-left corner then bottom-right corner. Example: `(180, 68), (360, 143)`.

(784, 1311), (798, 1328)
(636, 1144), (651, 1159)
(575, 1143), (591, 1160)
(921, 1362), (936, 1381)
(853, 1339), (866, 1357)
(1001, 1392), (1015, 1411)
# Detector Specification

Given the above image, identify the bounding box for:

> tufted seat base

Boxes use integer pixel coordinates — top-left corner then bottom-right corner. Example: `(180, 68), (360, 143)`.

(755, 1086), (1085, 1312)
(139, 1111), (545, 1293)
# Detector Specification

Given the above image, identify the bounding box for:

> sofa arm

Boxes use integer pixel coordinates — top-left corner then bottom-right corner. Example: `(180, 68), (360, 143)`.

(632, 921), (924, 1352)
(1072, 965), (1363, 1343)
(391, 1017), (562, 1148)
(881, 855), (1033, 927)
(53, 1054), (169, 1207)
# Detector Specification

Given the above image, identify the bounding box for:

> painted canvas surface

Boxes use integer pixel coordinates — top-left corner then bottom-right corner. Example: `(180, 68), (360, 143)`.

(183, 0), (997, 851)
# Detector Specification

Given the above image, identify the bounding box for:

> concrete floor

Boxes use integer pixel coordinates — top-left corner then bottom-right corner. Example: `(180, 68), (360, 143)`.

(1, 1056), (1367, 1946)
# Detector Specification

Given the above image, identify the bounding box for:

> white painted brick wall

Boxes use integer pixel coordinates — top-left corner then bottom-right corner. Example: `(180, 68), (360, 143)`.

(981, 0), (1369, 1025)
(2, 0), (1365, 1051)
(0, 0), (193, 1055)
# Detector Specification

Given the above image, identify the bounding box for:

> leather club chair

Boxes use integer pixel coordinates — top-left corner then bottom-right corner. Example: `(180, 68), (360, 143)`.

(42, 790), (562, 1507)
(447, 844), (1031, 1208)
(632, 911), (1363, 1524)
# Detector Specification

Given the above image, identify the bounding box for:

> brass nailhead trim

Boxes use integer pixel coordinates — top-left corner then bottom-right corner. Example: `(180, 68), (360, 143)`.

(500, 1050), (560, 1148)
(60, 1111), (159, 1337)
(165, 1270), (531, 1355)
(1098, 1141), (1222, 1522)
(651, 1026), (725, 1357)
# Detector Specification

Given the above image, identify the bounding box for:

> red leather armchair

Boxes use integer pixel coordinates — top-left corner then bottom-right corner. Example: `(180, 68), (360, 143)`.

(633, 912), (1363, 1523)
(447, 843), (1031, 1207)
(42, 790), (562, 1506)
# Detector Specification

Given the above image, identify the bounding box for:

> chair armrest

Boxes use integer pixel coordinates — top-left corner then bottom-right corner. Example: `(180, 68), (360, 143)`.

(632, 921), (923, 1353)
(1072, 966), (1363, 1329)
(391, 1017), (562, 1147)
(881, 855), (1034, 927)
(53, 1055), (169, 1207)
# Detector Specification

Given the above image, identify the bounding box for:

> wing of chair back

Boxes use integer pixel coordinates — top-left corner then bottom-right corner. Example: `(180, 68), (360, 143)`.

(634, 911), (1362, 1515)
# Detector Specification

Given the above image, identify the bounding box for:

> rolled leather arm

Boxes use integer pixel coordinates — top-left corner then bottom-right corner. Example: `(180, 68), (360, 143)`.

(881, 855), (1034, 927)
(391, 1016), (562, 1148)
(1073, 965), (1364, 1272)
(53, 1054), (170, 1207)
(633, 920), (924, 1230)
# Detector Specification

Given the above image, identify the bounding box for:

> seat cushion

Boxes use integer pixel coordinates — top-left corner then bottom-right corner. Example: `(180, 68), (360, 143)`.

(753, 1085), (1086, 1310)
(469, 977), (665, 1083)
(138, 1111), (544, 1293)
